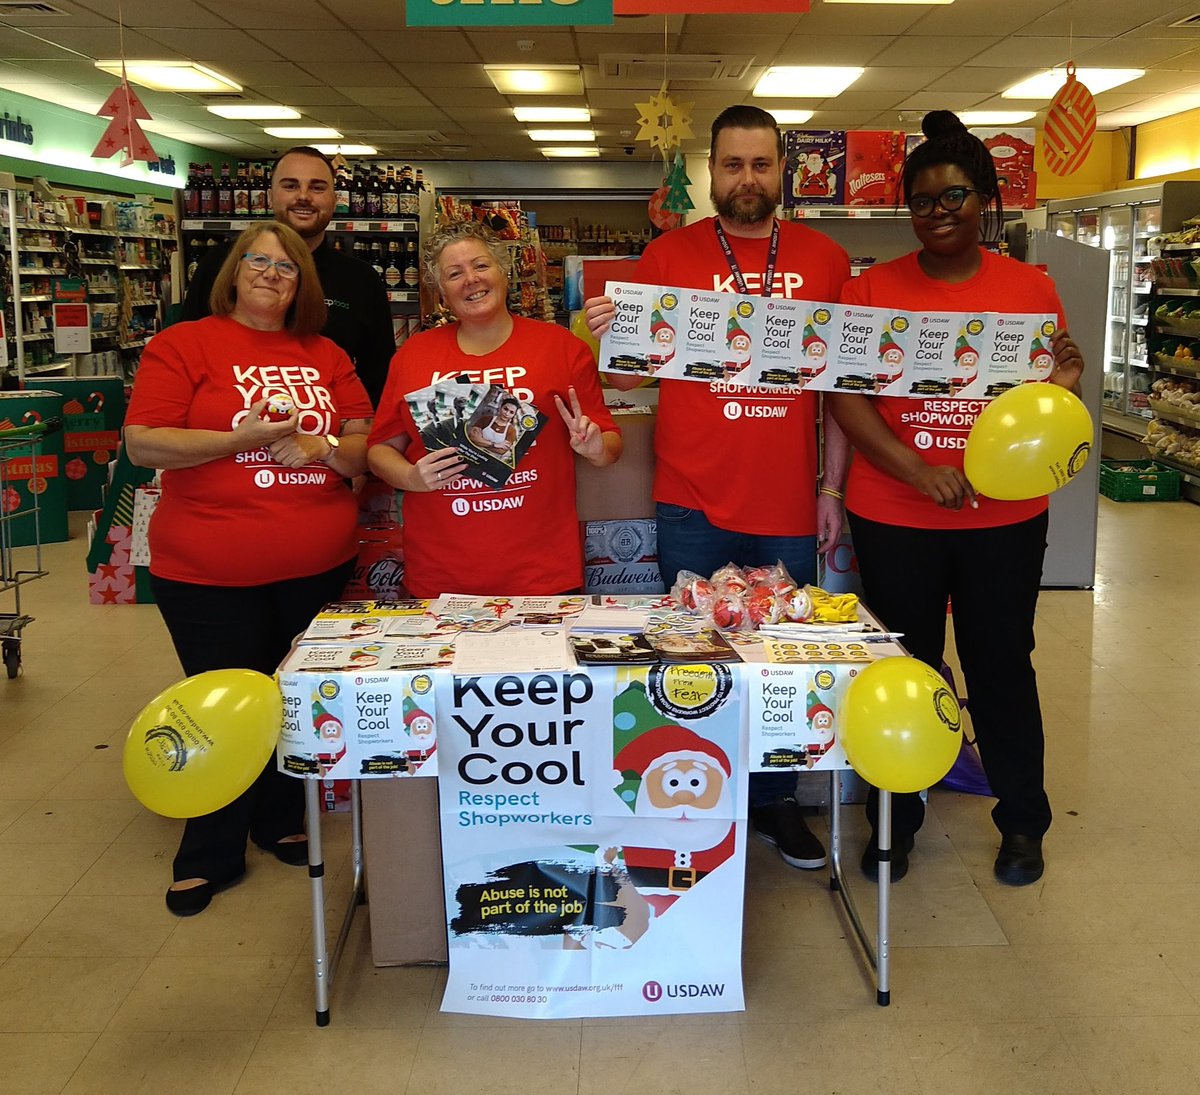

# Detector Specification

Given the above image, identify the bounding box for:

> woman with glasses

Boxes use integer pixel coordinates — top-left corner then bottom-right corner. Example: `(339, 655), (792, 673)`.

(125, 222), (373, 916)
(828, 110), (1084, 889)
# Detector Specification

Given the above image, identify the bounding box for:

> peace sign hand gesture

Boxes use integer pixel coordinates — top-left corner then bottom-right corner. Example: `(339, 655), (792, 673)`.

(554, 385), (604, 463)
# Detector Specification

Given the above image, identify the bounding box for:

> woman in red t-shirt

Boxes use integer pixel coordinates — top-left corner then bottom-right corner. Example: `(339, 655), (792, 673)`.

(828, 111), (1085, 888)
(125, 223), (373, 917)
(368, 222), (621, 596)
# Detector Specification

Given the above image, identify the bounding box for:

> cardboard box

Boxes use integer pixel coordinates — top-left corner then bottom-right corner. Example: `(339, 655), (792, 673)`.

(844, 131), (906, 207)
(582, 518), (666, 595)
(575, 410), (655, 521)
(362, 778), (448, 965)
(784, 130), (846, 206)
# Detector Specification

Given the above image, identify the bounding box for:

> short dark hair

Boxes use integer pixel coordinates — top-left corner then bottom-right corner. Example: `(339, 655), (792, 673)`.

(902, 110), (1004, 243)
(269, 146), (336, 183)
(710, 105), (784, 161)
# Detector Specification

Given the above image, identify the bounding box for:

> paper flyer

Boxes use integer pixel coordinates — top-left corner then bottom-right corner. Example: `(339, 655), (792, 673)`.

(278, 669), (438, 779)
(746, 664), (858, 772)
(280, 641), (454, 674)
(598, 280), (1057, 398)
(437, 665), (747, 1018)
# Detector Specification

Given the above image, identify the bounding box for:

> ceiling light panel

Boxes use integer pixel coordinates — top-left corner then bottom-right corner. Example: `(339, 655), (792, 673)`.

(207, 104), (301, 120)
(313, 144), (378, 155)
(94, 60), (241, 93)
(767, 109), (815, 124)
(486, 65), (583, 95)
(263, 126), (343, 139)
(753, 67), (864, 98)
(1003, 68), (1144, 100)
(540, 146), (600, 158)
(527, 128), (595, 141)
(957, 111), (1037, 125)
(514, 107), (591, 123)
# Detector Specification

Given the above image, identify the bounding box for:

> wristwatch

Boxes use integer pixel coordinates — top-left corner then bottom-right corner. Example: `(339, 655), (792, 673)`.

(323, 433), (340, 461)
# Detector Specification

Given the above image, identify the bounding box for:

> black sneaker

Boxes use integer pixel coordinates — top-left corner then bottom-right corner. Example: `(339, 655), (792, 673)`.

(860, 833), (915, 883)
(750, 798), (827, 869)
(994, 833), (1044, 886)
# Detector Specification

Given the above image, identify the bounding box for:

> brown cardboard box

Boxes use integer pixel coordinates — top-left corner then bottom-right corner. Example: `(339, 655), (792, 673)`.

(575, 411), (655, 521)
(362, 778), (448, 965)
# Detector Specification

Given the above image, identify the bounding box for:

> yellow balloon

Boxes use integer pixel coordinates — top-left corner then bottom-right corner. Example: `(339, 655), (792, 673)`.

(963, 382), (1092, 500)
(123, 670), (283, 818)
(570, 310), (600, 363)
(841, 657), (963, 794)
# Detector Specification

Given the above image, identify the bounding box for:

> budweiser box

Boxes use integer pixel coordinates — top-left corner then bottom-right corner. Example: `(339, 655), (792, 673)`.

(784, 130), (846, 206)
(845, 131), (906, 206)
(582, 519), (665, 595)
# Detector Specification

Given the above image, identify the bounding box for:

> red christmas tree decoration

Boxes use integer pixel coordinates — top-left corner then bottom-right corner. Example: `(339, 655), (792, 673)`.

(92, 72), (159, 167)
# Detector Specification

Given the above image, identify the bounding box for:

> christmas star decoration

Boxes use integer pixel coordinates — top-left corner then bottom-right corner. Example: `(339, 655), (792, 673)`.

(634, 83), (694, 155)
(92, 69), (159, 168)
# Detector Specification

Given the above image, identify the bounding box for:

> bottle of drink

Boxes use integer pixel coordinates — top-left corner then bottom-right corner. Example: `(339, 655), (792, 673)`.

(365, 166), (382, 218)
(217, 163), (234, 216)
(233, 162), (250, 217)
(249, 163), (267, 217)
(352, 238), (367, 263)
(199, 163), (216, 216)
(415, 167), (426, 193)
(183, 163), (200, 217)
(185, 237), (201, 282)
(349, 167), (366, 217)
(384, 239), (402, 288)
(403, 237), (420, 289)
(369, 238), (385, 277)
(334, 166), (350, 216)
(382, 165), (399, 218)
(399, 165), (418, 217)
(331, 235), (345, 253)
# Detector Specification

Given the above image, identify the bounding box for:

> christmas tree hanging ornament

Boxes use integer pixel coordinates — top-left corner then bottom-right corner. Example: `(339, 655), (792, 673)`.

(1042, 62), (1096, 177)
(90, 8), (160, 167)
(660, 150), (695, 215)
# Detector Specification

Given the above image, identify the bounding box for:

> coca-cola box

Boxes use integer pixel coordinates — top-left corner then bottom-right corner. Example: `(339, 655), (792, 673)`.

(845, 131), (906, 207)
(582, 519), (665, 595)
(343, 522), (408, 600)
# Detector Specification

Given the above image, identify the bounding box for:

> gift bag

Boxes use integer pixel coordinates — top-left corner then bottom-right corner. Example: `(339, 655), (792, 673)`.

(128, 485), (161, 568)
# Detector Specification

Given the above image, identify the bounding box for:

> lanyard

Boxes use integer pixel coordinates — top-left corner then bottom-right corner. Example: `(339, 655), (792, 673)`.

(714, 218), (779, 298)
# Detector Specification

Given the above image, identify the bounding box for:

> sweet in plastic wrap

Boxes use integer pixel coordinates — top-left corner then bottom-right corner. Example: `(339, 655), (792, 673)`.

(711, 563), (750, 595)
(672, 571), (716, 613)
(711, 591), (747, 630)
(782, 586), (814, 623)
(746, 586), (784, 626)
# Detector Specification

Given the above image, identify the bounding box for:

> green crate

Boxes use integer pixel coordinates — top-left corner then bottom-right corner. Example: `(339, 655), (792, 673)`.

(1099, 460), (1181, 502)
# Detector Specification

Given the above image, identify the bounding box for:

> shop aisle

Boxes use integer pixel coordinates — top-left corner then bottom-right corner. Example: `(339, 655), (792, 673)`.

(1, 499), (1198, 1095)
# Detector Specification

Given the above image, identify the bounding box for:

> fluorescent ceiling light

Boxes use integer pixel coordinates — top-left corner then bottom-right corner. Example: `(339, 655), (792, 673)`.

(263, 126), (343, 139)
(754, 67), (864, 99)
(1003, 68), (1144, 100)
(94, 60), (241, 93)
(528, 128), (595, 141)
(540, 146), (600, 158)
(207, 104), (300, 120)
(514, 107), (591, 123)
(958, 111), (1037, 126)
(486, 65), (583, 95)
(767, 109), (815, 125)
(313, 144), (378, 156)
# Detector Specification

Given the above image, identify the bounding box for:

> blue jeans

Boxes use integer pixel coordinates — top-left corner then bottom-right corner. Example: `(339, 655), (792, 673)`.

(656, 503), (818, 809)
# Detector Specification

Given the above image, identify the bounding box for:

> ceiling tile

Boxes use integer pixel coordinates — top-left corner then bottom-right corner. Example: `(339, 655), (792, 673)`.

(193, 0), (343, 29)
(291, 61), (402, 86)
(895, 91), (993, 112)
(225, 62), (324, 87)
(249, 85), (357, 106)
(792, 4), (927, 36)
(370, 30), (480, 63)
(7, 27), (169, 58)
(1076, 38), (1199, 68)
(967, 36), (1105, 68)
(769, 35), (896, 66)
(812, 90), (910, 112)
(248, 29), (384, 63)
(421, 86), (511, 108)
(854, 67), (952, 93)
(925, 69), (1022, 94)
(342, 0), (433, 30)
(869, 37), (993, 68)
(1021, 0), (1186, 37)
(589, 15), (685, 34)
(74, 0), (232, 28)
(343, 87), (438, 108)
(141, 28), (285, 63)
(0, 0), (107, 24)
(905, 0), (1064, 36)
(468, 31), (578, 64)
(392, 63), (493, 88)
(804, 109), (880, 127)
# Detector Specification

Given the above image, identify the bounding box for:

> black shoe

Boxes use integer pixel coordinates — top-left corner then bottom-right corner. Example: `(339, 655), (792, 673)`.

(255, 837), (310, 867)
(750, 798), (827, 869)
(860, 833), (915, 883)
(166, 880), (213, 917)
(994, 834), (1044, 886)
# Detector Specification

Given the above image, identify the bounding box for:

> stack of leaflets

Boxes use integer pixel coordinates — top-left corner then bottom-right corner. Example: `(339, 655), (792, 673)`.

(404, 378), (546, 489)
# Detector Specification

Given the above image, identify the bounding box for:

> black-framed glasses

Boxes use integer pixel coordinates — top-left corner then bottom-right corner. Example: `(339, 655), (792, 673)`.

(242, 252), (300, 279)
(907, 186), (986, 217)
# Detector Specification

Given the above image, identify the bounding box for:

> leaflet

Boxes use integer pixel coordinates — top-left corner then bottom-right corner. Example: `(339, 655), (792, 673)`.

(599, 280), (1057, 399)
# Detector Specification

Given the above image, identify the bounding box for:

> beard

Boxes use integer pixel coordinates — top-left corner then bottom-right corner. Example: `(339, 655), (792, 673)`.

(712, 183), (778, 226)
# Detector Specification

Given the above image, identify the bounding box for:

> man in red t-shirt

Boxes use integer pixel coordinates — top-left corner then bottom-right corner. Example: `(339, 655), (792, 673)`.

(585, 105), (852, 872)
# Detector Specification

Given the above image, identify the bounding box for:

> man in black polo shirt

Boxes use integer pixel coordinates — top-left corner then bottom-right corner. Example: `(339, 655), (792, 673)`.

(182, 146), (393, 407)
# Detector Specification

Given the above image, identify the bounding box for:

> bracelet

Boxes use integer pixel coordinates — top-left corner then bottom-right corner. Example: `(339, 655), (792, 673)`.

(819, 485), (845, 500)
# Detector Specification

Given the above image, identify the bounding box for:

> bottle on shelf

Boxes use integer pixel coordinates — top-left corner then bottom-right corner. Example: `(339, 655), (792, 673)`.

(384, 239), (402, 289)
(352, 238), (368, 263)
(365, 166), (383, 219)
(234, 162), (250, 217)
(183, 163), (200, 217)
(217, 164), (234, 217)
(369, 239), (385, 278)
(403, 236), (420, 290)
(199, 163), (216, 216)
(415, 167), (426, 194)
(334, 165), (351, 216)
(382, 165), (399, 218)
(399, 165), (418, 217)
(349, 167), (366, 217)
(331, 235), (345, 253)
(249, 163), (267, 218)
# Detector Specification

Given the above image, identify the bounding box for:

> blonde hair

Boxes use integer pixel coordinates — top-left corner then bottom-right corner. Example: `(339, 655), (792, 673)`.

(210, 222), (327, 335)
(422, 221), (509, 295)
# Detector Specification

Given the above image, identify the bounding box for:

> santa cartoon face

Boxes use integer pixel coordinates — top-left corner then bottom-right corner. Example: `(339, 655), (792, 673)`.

(1031, 349), (1054, 375)
(626, 748), (734, 853)
(806, 338), (827, 363)
(957, 349), (979, 373)
(881, 345), (904, 370)
(653, 325), (675, 351)
(317, 715), (343, 741)
(805, 151), (825, 174)
(728, 332), (752, 362)
(408, 713), (435, 741)
(645, 758), (725, 812)
(809, 708), (835, 747)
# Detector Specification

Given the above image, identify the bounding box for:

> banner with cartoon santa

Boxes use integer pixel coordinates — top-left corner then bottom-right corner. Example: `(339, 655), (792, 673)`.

(436, 664), (748, 1018)
(597, 280), (1056, 398)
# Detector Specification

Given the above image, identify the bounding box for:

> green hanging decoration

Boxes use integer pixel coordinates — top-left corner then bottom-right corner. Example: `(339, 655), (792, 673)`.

(660, 151), (695, 216)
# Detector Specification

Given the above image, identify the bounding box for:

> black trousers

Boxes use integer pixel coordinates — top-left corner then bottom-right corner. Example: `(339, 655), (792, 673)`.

(848, 511), (1052, 842)
(150, 558), (355, 883)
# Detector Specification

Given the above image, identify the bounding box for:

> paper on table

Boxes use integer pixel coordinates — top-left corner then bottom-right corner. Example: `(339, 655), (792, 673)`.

(452, 628), (575, 674)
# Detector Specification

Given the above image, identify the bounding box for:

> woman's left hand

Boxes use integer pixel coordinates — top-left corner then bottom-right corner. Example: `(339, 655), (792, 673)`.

(555, 386), (604, 462)
(1049, 328), (1084, 392)
(269, 432), (332, 468)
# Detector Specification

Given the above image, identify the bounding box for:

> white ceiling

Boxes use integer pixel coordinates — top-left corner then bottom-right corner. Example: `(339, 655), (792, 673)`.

(0, 0), (1198, 161)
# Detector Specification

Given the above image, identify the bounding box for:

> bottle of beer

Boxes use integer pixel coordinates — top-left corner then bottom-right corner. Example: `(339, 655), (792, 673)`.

(369, 238), (385, 278)
(331, 235), (345, 253)
(217, 163), (234, 216)
(382, 165), (399, 218)
(365, 166), (383, 218)
(352, 238), (367, 262)
(334, 166), (350, 216)
(249, 163), (267, 217)
(384, 239), (402, 289)
(199, 163), (216, 216)
(399, 164), (418, 217)
(233, 162), (250, 217)
(349, 166), (366, 217)
(415, 167), (426, 193)
(183, 163), (200, 217)
(403, 237), (420, 289)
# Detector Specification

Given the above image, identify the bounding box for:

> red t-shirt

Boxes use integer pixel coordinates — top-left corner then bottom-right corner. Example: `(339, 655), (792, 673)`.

(634, 217), (851, 536)
(369, 317), (618, 597)
(840, 248), (1067, 529)
(125, 316), (373, 585)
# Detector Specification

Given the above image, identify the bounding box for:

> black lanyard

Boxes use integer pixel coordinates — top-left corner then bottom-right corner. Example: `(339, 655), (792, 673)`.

(714, 218), (779, 298)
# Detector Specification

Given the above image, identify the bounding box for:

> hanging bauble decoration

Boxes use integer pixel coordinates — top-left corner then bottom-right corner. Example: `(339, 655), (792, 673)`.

(91, 72), (159, 167)
(648, 185), (684, 231)
(1042, 62), (1096, 177)
(634, 84), (694, 155)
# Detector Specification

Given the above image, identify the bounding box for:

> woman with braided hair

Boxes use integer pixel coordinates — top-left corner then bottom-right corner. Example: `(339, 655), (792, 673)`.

(828, 110), (1085, 888)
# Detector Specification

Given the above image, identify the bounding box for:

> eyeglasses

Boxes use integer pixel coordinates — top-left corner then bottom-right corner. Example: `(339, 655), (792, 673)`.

(907, 186), (986, 217)
(241, 252), (299, 279)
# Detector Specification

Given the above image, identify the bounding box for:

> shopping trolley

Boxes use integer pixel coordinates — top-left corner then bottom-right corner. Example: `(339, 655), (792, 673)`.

(0, 417), (60, 678)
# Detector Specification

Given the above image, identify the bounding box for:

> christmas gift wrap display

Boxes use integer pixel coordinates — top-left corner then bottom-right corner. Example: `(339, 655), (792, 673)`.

(599, 281), (1057, 398)
(435, 664), (748, 1019)
(47, 376), (125, 510)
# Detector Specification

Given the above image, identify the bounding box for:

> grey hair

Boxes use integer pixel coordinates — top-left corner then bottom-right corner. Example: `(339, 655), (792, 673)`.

(422, 221), (510, 294)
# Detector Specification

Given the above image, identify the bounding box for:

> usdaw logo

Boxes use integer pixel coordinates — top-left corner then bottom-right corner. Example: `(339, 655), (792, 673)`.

(254, 469), (275, 488)
(723, 402), (743, 420)
(451, 498), (470, 516)
(642, 981), (663, 1002)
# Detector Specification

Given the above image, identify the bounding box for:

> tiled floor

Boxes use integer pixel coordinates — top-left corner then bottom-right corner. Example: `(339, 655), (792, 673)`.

(2, 498), (1198, 1094)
